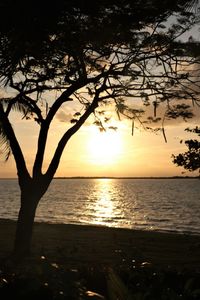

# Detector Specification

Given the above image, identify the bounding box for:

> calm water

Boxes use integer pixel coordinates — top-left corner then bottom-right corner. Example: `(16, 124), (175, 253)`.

(0, 178), (200, 234)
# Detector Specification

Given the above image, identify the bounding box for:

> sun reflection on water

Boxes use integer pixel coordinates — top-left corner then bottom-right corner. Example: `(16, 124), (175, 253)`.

(90, 179), (115, 225)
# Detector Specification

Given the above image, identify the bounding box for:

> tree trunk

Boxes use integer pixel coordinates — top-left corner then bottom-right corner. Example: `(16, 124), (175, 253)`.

(13, 190), (41, 259)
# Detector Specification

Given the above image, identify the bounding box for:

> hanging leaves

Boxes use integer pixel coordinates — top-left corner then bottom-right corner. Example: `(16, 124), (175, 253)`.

(131, 119), (134, 136)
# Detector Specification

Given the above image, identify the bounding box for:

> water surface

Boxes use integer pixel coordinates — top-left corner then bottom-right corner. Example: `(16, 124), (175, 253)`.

(0, 178), (199, 234)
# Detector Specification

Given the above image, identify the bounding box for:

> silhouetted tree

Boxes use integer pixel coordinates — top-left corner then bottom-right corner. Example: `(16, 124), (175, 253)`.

(0, 0), (200, 257)
(172, 127), (200, 175)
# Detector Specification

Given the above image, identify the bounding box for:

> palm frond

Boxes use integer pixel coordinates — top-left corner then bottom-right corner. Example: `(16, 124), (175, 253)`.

(184, 0), (199, 12)
(1, 96), (31, 117)
(11, 99), (30, 116)
(0, 120), (12, 161)
(0, 97), (13, 108)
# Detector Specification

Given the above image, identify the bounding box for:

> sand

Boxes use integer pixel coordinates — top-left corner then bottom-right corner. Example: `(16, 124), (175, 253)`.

(0, 219), (200, 270)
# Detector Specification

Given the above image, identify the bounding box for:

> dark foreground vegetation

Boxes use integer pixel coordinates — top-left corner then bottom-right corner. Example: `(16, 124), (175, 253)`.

(1, 221), (200, 299)
(1, 257), (200, 299)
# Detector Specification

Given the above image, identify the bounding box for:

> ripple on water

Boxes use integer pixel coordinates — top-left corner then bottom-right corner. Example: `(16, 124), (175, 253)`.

(0, 178), (200, 234)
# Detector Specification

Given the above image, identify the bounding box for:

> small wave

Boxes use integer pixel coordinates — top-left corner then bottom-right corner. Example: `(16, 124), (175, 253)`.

(1, 178), (200, 235)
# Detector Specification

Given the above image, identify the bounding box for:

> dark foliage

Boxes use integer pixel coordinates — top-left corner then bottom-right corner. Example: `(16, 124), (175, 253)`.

(1, 258), (200, 300)
(118, 263), (200, 300)
(172, 127), (200, 174)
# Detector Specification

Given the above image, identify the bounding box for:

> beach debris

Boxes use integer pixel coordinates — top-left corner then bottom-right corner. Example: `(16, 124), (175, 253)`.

(114, 249), (122, 253)
(140, 261), (152, 268)
(51, 263), (59, 269)
(85, 290), (105, 299)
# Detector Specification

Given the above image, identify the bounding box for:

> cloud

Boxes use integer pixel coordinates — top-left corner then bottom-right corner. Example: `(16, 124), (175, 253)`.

(56, 109), (73, 123)
(55, 107), (93, 127)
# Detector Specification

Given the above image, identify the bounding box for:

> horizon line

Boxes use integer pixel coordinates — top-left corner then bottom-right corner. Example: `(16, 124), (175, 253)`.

(0, 175), (199, 180)
(55, 175), (199, 179)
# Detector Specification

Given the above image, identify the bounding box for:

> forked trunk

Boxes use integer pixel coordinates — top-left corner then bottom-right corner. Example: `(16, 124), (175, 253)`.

(13, 191), (41, 259)
(12, 174), (52, 260)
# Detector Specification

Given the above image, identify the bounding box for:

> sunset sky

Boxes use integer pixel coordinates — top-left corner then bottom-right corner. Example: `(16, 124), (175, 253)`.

(0, 104), (199, 178)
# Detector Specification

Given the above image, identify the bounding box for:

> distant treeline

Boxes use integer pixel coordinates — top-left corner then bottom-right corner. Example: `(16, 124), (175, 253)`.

(54, 176), (199, 179)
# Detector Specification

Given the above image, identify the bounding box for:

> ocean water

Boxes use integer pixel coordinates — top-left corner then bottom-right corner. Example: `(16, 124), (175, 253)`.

(0, 178), (200, 234)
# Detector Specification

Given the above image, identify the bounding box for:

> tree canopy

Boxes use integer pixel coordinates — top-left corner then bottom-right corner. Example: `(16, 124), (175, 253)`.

(0, 0), (200, 256)
(0, 0), (199, 172)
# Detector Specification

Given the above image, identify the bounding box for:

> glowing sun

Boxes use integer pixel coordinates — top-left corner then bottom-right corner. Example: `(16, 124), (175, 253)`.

(87, 130), (122, 165)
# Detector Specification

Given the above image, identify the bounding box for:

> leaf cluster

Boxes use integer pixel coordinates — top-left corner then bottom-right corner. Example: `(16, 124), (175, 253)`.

(172, 126), (200, 173)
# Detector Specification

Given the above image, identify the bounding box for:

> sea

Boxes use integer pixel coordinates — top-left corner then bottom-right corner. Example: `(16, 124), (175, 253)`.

(0, 178), (200, 235)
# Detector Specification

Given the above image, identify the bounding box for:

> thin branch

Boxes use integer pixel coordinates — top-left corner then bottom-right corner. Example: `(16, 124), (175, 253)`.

(45, 78), (108, 179)
(33, 69), (110, 177)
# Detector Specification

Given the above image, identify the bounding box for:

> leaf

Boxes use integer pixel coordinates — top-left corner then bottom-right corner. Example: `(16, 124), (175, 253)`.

(0, 97), (13, 108)
(0, 120), (12, 161)
(104, 117), (110, 123)
(157, 24), (166, 29)
(93, 120), (101, 126)
(153, 101), (158, 117)
(131, 119), (134, 136)
(74, 112), (81, 117)
(116, 103), (127, 114)
(10, 98), (30, 116)
(70, 118), (78, 123)
(107, 268), (133, 300)
(1, 96), (32, 117)
(108, 126), (117, 131)
(166, 104), (193, 120)
(116, 109), (121, 121)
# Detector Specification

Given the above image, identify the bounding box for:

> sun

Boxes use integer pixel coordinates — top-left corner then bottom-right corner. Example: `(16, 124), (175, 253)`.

(87, 129), (123, 165)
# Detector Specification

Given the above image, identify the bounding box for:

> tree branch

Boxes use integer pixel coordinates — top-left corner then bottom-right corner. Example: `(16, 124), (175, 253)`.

(45, 80), (107, 180)
(5, 94), (44, 123)
(32, 71), (109, 177)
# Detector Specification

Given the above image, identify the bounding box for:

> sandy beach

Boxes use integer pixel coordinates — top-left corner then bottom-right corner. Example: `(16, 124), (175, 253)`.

(0, 219), (200, 270)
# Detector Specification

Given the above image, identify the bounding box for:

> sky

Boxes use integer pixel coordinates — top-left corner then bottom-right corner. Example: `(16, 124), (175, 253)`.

(0, 105), (199, 178)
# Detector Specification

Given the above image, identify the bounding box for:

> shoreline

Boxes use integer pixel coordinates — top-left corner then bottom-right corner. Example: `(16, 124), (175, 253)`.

(0, 219), (200, 270)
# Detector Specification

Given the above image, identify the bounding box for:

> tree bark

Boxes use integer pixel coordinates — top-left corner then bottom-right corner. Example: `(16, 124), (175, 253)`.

(13, 190), (40, 259)
(13, 174), (51, 259)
